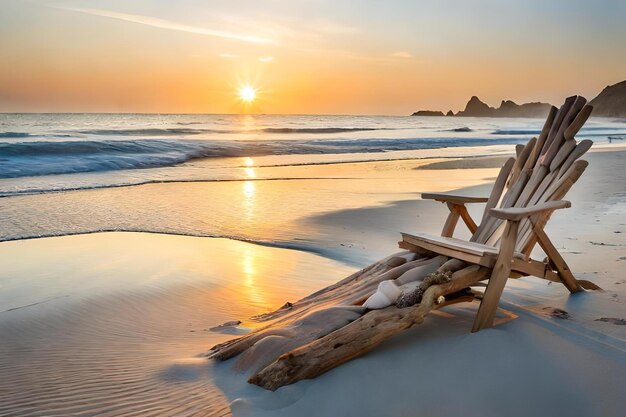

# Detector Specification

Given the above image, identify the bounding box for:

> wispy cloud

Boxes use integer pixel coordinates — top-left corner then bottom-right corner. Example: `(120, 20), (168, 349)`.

(218, 53), (238, 59)
(57, 6), (273, 44)
(259, 56), (274, 63)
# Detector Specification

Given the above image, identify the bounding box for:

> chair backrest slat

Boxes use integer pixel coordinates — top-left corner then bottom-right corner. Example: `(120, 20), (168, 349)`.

(549, 139), (577, 172)
(540, 96), (587, 167)
(507, 137), (536, 188)
(541, 95), (576, 157)
(470, 157), (515, 243)
(524, 106), (557, 170)
(470, 96), (593, 255)
(556, 139), (593, 178)
(517, 160), (589, 254)
(564, 105), (593, 140)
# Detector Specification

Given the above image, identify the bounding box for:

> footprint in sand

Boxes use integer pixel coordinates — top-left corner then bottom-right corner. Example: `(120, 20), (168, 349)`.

(542, 307), (570, 320)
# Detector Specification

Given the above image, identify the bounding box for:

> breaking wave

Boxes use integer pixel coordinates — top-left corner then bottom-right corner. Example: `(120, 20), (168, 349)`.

(0, 137), (524, 179)
(0, 132), (31, 138)
(491, 129), (542, 135)
(73, 126), (392, 136)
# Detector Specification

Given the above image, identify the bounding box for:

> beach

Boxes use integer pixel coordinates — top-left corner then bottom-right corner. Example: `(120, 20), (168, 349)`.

(1, 130), (625, 416)
(3, 0), (626, 415)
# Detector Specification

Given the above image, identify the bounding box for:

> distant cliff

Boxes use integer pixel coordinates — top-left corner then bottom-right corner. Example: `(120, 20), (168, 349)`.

(455, 96), (552, 118)
(411, 96), (552, 118)
(411, 110), (445, 116)
(589, 80), (626, 118)
(410, 79), (626, 118)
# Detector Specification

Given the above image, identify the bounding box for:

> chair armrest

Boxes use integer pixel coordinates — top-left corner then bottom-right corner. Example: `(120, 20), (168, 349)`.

(421, 193), (489, 204)
(490, 200), (571, 221)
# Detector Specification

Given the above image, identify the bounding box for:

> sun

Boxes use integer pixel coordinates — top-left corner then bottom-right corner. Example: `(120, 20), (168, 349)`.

(239, 85), (256, 102)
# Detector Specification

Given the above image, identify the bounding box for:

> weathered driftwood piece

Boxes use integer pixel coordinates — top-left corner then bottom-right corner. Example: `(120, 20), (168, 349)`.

(508, 137), (536, 188)
(421, 193), (489, 204)
(518, 160), (589, 255)
(472, 218), (519, 331)
(457, 205), (478, 234)
(540, 96), (587, 166)
(514, 138), (592, 250)
(531, 222), (582, 293)
(564, 104), (593, 140)
(232, 306), (365, 373)
(208, 256), (401, 358)
(556, 139), (592, 178)
(440, 203), (478, 237)
(209, 254), (445, 361)
(549, 139), (576, 172)
(525, 106), (557, 170)
(472, 157), (515, 243)
(540, 95), (576, 157)
(502, 169), (531, 208)
(507, 97), (578, 219)
(422, 194), (488, 236)
(441, 202), (461, 237)
(249, 265), (489, 390)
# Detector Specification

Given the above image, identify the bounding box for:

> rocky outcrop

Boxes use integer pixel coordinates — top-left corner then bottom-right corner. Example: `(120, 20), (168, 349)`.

(495, 100), (552, 118)
(411, 110), (445, 116)
(457, 96), (494, 117)
(589, 80), (626, 118)
(456, 96), (551, 118)
(409, 79), (626, 118)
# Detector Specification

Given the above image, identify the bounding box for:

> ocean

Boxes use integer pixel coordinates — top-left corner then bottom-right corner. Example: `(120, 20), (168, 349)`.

(1, 113), (624, 253)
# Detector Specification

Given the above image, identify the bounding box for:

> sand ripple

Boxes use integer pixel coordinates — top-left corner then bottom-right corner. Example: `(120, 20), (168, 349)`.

(0, 288), (235, 416)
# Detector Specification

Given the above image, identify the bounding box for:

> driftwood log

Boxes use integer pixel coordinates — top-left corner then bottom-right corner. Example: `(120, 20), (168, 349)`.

(209, 250), (491, 390)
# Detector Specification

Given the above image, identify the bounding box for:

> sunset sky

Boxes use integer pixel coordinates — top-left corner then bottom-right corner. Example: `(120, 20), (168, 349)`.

(1, 0), (625, 114)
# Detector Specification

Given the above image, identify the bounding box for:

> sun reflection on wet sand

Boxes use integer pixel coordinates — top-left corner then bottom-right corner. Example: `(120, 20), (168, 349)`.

(241, 246), (266, 306)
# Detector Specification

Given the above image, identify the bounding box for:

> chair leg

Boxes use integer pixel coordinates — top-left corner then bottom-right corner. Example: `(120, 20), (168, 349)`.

(441, 203), (460, 237)
(533, 225), (583, 293)
(472, 220), (519, 332)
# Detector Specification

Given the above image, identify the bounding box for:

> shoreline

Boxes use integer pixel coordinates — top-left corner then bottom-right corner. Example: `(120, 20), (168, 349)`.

(3, 141), (625, 198)
(3, 147), (626, 266)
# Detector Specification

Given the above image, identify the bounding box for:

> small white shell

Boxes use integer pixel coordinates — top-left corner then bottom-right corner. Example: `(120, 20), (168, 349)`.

(363, 280), (401, 309)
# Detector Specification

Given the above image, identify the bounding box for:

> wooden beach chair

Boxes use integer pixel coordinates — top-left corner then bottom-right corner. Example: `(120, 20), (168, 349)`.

(211, 96), (600, 390)
(401, 95), (599, 331)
